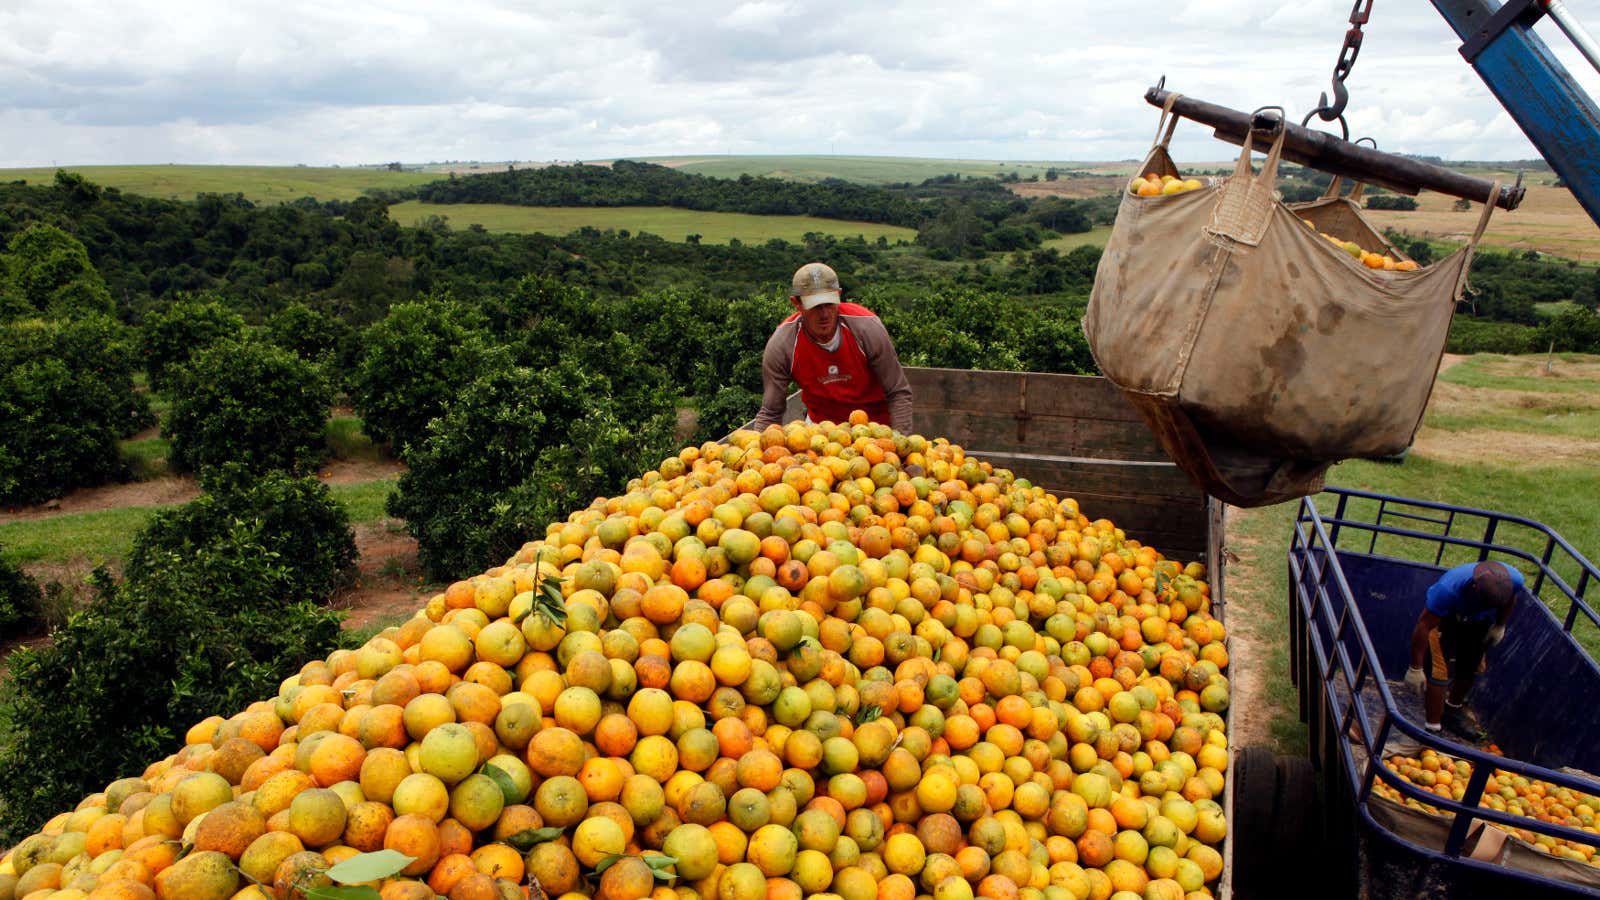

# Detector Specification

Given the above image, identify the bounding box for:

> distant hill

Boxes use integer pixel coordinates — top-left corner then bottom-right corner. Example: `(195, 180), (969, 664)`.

(0, 164), (438, 204)
(0, 155), (1564, 205)
(0, 157), (1115, 201)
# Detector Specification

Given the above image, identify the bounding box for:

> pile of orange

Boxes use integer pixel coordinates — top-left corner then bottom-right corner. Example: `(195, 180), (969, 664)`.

(0, 413), (1231, 900)
(1128, 174), (1205, 197)
(1298, 218), (1421, 271)
(1377, 748), (1600, 865)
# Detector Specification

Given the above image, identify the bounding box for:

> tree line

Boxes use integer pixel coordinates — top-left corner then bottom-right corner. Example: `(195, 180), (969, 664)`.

(410, 160), (1098, 258)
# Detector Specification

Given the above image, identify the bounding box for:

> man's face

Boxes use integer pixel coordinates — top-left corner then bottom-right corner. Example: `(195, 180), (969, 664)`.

(794, 298), (839, 343)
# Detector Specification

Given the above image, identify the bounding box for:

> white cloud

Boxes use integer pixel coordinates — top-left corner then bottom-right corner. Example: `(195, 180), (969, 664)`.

(719, 2), (797, 34)
(0, 0), (1597, 166)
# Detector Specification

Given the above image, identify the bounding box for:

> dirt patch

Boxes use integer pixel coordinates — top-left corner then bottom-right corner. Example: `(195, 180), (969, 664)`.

(1219, 507), (1275, 750)
(1007, 177), (1127, 199)
(1365, 184), (1600, 260)
(319, 458), (407, 484)
(1426, 352), (1600, 422)
(328, 521), (434, 633)
(0, 477), (200, 523)
(1429, 378), (1563, 418)
(1418, 355), (1600, 465)
(0, 459), (407, 525)
(1470, 355), (1600, 381)
(1411, 427), (1600, 466)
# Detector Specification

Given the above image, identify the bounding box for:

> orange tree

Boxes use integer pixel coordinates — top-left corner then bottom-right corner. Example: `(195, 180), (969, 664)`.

(349, 297), (491, 459)
(166, 339), (333, 479)
(0, 470), (356, 843)
(0, 541), (42, 636)
(387, 347), (676, 581)
(0, 314), (151, 505)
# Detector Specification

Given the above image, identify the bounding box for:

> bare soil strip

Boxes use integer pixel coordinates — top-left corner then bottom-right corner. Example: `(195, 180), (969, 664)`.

(0, 459), (404, 524)
(1219, 508), (1274, 749)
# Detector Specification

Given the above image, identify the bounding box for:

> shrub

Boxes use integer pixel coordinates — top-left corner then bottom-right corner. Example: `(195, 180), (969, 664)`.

(127, 466), (358, 599)
(0, 473), (353, 842)
(692, 384), (764, 443)
(1018, 314), (1097, 375)
(0, 544), (43, 636)
(389, 350), (676, 580)
(351, 298), (489, 457)
(1364, 195), (1418, 211)
(1538, 304), (1600, 353)
(0, 357), (128, 505)
(2, 314), (153, 437)
(1445, 316), (1541, 354)
(0, 313), (156, 505)
(1466, 251), (1589, 324)
(139, 298), (246, 392)
(266, 301), (351, 370)
(0, 223), (115, 320)
(166, 339), (333, 478)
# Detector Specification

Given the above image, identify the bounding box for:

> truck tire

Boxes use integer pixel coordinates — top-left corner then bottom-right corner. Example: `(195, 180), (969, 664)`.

(1230, 746), (1278, 900)
(1274, 753), (1325, 858)
(1232, 748), (1328, 900)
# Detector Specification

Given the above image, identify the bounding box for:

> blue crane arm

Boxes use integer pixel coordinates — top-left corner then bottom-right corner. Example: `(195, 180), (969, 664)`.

(1431, 0), (1600, 226)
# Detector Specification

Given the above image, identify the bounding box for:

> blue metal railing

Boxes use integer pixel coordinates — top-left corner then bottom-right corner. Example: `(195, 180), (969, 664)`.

(1290, 487), (1600, 886)
(1322, 487), (1600, 635)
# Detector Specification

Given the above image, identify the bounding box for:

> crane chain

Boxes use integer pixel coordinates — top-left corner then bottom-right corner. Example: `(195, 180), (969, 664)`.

(1303, 0), (1375, 140)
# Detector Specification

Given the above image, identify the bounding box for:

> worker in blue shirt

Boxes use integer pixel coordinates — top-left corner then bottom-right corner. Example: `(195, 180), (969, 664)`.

(1404, 561), (1527, 736)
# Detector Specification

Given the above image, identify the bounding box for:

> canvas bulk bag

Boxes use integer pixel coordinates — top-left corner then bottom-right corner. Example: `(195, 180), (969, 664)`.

(1083, 97), (1497, 507)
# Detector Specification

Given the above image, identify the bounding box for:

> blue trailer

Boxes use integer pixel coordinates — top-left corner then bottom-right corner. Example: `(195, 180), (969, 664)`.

(1287, 487), (1600, 898)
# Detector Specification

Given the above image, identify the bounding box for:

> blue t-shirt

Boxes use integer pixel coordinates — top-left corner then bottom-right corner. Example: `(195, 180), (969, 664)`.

(1425, 561), (1525, 623)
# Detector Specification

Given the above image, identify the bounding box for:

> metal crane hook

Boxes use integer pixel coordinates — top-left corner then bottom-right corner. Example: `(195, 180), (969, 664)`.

(1303, 0), (1374, 141)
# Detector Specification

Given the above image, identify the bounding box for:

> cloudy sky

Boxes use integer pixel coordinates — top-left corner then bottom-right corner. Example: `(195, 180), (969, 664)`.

(3, 0), (1597, 167)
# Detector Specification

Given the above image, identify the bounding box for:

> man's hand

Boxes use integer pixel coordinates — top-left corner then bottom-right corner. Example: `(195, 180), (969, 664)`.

(1404, 666), (1426, 694)
(1485, 623), (1507, 648)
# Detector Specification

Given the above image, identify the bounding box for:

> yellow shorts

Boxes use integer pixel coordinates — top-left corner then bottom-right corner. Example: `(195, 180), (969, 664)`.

(1423, 618), (1491, 686)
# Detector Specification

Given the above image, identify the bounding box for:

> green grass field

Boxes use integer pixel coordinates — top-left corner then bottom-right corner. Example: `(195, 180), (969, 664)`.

(388, 202), (918, 245)
(1423, 353), (1600, 438)
(1534, 300), (1584, 318)
(0, 165), (439, 203)
(0, 480), (397, 571)
(0, 157), (1103, 202)
(332, 479), (399, 524)
(0, 507), (164, 569)
(1042, 225), (1113, 253)
(117, 436), (171, 480)
(326, 415), (384, 462)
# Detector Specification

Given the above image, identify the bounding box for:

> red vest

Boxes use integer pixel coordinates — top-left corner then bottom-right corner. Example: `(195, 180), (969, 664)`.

(786, 303), (891, 426)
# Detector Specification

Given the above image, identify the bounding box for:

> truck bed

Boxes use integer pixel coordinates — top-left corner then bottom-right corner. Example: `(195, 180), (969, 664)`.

(1290, 487), (1600, 898)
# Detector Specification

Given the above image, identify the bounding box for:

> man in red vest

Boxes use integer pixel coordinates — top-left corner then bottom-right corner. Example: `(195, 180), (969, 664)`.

(751, 262), (915, 434)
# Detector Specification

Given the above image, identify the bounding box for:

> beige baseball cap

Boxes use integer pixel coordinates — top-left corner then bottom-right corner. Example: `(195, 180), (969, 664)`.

(792, 262), (841, 309)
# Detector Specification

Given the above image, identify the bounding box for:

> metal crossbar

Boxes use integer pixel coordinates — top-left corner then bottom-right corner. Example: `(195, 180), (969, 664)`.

(1315, 487), (1599, 630)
